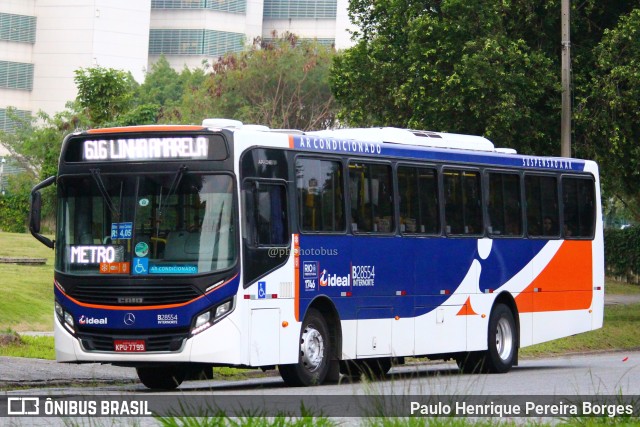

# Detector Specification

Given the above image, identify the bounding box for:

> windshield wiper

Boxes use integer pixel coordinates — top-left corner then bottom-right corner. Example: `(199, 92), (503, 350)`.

(90, 168), (120, 220)
(157, 165), (188, 221)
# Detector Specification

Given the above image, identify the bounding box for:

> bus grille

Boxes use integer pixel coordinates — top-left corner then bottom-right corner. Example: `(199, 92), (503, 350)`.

(78, 329), (189, 353)
(69, 283), (202, 306)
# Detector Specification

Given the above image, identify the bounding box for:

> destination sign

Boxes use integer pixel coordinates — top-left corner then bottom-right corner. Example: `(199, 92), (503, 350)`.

(82, 136), (209, 161)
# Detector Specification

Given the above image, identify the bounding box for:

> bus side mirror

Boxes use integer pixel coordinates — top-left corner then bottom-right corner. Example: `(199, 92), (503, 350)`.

(29, 176), (56, 249)
(30, 191), (42, 233)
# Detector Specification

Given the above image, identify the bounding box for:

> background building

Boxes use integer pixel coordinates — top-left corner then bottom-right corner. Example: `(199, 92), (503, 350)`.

(0, 0), (352, 131)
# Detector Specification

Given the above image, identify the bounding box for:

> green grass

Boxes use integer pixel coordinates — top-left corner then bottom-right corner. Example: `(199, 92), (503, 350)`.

(0, 334), (55, 359)
(605, 278), (640, 295)
(0, 231), (55, 332)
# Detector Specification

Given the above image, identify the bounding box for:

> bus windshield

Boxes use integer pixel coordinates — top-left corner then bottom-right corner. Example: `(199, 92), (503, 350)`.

(56, 172), (235, 276)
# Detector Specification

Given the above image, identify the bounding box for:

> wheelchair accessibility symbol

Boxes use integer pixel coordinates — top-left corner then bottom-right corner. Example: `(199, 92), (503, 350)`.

(133, 257), (148, 275)
(258, 281), (266, 299)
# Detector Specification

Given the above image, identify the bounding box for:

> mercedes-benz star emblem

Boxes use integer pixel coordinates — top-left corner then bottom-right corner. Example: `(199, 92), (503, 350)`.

(124, 312), (136, 326)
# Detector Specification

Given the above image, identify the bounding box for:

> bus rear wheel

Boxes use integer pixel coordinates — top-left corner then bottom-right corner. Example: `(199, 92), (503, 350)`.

(136, 365), (186, 390)
(485, 303), (516, 373)
(279, 308), (330, 386)
(456, 303), (516, 374)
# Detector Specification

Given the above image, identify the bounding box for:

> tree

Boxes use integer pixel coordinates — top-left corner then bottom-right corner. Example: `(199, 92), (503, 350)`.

(333, 0), (562, 154)
(164, 33), (338, 130)
(137, 55), (183, 108)
(575, 9), (640, 221)
(159, 65), (209, 124)
(0, 107), (89, 180)
(332, 1), (640, 155)
(74, 67), (138, 126)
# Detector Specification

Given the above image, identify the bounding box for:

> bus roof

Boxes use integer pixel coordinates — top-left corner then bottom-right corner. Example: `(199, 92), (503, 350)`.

(201, 119), (504, 153)
(307, 127), (497, 152)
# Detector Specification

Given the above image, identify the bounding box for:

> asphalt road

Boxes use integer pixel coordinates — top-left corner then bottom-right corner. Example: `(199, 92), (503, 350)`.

(2, 350), (639, 394)
(1, 351), (639, 426)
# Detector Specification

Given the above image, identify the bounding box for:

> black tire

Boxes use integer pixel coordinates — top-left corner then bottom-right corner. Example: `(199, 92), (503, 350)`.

(485, 303), (517, 373)
(455, 351), (485, 374)
(279, 308), (331, 386)
(456, 304), (517, 374)
(136, 365), (186, 390)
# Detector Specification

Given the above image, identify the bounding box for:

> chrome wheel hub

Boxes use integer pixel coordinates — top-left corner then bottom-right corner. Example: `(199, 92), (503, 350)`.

(496, 317), (513, 361)
(300, 325), (324, 372)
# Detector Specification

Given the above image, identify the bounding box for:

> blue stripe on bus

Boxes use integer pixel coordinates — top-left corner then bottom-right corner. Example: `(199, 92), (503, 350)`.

(298, 235), (548, 320)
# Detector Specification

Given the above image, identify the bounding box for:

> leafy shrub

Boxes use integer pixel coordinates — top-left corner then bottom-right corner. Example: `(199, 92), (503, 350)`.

(0, 193), (29, 233)
(604, 227), (640, 283)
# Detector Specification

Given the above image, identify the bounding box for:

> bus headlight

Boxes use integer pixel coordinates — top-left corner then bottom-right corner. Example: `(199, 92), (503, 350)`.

(55, 301), (75, 333)
(191, 298), (234, 336)
(64, 312), (74, 328)
(194, 311), (211, 329)
(215, 300), (232, 319)
(55, 301), (64, 318)
(191, 311), (212, 336)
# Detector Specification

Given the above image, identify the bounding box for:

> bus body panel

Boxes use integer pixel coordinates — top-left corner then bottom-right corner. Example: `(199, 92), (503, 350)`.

(42, 124), (604, 382)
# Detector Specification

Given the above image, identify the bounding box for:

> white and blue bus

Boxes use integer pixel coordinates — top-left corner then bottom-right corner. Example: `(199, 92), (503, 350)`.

(29, 119), (604, 389)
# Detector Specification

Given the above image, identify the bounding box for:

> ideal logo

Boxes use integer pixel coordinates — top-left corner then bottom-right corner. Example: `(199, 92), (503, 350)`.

(319, 268), (350, 287)
(78, 315), (108, 325)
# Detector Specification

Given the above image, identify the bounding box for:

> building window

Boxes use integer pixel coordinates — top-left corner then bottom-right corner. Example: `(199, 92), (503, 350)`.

(151, 0), (246, 13)
(149, 29), (244, 56)
(0, 61), (34, 91)
(262, 37), (335, 48)
(0, 13), (36, 44)
(203, 30), (245, 56)
(264, 0), (337, 19)
(0, 108), (31, 133)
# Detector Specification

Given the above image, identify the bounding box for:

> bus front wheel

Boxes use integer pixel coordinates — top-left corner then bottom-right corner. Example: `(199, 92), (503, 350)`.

(279, 308), (330, 386)
(136, 365), (185, 390)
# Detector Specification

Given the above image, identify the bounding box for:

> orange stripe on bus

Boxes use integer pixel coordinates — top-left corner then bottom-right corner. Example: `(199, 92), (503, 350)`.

(293, 234), (300, 322)
(88, 125), (205, 134)
(515, 241), (593, 313)
(55, 273), (238, 311)
(288, 135), (294, 149)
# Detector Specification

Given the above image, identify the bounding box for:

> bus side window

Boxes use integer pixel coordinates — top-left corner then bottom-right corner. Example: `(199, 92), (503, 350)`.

(525, 174), (559, 238)
(444, 169), (483, 236)
(487, 172), (522, 237)
(348, 162), (394, 234)
(562, 176), (595, 239)
(243, 181), (289, 247)
(398, 166), (439, 234)
(296, 158), (345, 233)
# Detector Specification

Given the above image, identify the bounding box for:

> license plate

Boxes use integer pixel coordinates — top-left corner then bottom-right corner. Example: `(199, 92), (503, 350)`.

(114, 340), (146, 352)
